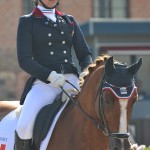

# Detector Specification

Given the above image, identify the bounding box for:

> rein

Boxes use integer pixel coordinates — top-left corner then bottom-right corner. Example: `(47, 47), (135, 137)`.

(60, 79), (108, 133)
(60, 81), (101, 129)
(96, 75), (110, 135)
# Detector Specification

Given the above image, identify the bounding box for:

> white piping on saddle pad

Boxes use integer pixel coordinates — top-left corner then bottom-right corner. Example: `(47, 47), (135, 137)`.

(40, 98), (70, 150)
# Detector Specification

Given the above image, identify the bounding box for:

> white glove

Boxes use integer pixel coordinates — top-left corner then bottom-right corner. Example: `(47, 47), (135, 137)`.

(48, 71), (66, 87)
(79, 71), (86, 79)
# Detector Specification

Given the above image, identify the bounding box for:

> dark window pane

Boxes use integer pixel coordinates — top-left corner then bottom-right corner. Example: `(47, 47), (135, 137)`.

(98, 0), (128, 18)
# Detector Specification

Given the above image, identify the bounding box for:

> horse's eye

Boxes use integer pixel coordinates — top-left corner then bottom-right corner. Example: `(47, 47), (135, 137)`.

(105, 97), (114, 105)
(103, 93), (115, 109)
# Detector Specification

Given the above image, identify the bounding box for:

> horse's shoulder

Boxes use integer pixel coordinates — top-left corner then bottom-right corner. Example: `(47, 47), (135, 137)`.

(0, 101), (20, 121)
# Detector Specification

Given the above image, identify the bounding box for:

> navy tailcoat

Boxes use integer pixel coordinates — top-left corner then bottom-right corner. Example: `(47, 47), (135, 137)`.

(17, 7), (92, 104)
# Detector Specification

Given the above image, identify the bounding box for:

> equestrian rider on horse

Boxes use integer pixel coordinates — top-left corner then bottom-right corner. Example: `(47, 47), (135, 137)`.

(15, 0), (92, 149)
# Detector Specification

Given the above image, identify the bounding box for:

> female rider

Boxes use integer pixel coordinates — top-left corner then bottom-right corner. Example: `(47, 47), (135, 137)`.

(15, 0), (92, 149)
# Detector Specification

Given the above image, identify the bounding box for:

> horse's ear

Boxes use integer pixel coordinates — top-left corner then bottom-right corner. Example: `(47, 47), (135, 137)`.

(127, 58), (142, 75)
(105, 56), (115, 76)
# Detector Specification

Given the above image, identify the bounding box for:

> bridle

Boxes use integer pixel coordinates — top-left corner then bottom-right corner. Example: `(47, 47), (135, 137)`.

(97, 75), (137, 137)
(60, 55), (142, 149)
(60, 75), (136, 139)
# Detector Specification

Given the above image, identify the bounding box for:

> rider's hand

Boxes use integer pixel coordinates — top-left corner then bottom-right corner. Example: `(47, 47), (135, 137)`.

(62, 88), (78, 102)
(48, 71), (66, 87)
(79, 71), (86, 79)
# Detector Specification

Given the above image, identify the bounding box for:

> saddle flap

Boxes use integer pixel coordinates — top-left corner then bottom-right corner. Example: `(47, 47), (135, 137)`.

(33, 95), (64, 150)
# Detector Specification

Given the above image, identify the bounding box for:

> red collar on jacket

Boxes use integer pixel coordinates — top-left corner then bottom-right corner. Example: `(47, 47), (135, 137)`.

(32, 7), (64, 18)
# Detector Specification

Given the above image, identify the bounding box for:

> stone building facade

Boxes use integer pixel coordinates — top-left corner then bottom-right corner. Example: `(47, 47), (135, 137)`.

(130, 0), (150, 18)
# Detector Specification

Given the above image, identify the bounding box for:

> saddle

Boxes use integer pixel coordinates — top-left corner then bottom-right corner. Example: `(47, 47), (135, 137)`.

(0, 95), (68, 150)
(33, 93), (65, 150)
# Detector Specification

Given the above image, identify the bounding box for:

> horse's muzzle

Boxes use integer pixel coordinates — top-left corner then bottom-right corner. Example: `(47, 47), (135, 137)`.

(109, 133), (131, 150)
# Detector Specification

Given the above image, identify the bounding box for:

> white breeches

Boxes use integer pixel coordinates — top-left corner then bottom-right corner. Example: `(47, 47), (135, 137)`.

(16, 74), (80, 139)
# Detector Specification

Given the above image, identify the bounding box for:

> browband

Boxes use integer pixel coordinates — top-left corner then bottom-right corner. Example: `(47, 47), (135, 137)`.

(102, 81), (137, 99)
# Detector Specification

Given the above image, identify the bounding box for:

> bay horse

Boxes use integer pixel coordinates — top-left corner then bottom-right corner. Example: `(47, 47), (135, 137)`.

(0, 55), (142, 150)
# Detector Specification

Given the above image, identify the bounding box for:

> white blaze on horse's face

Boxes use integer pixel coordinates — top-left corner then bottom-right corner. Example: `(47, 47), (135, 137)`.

(119, 99), (128, 133)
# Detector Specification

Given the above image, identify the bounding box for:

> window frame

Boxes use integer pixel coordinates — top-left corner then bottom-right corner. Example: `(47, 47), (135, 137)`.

(93, 0), (129, 18)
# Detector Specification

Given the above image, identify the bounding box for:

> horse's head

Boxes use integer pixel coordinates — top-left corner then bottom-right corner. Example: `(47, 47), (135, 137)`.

(98, 56), (142, 150)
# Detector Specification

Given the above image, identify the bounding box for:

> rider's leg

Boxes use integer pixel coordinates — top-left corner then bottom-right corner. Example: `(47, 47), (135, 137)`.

(15, 74), (80, 150)
(15, 80), (61, 150)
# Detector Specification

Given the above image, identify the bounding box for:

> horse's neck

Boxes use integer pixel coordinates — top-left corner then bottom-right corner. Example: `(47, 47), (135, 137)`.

(48, 66), (109, 150)
(79, 66), (104, 118)
(75, 66), (109, 149)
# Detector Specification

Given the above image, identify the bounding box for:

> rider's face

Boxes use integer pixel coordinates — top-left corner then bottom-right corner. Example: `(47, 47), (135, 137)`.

(39, 0), (59, 8)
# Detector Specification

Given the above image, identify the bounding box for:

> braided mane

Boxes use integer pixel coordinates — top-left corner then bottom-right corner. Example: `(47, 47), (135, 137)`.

(79, 55), (110, 86)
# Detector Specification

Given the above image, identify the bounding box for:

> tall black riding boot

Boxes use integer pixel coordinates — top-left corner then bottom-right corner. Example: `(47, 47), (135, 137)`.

(14, 131), (32, 150)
